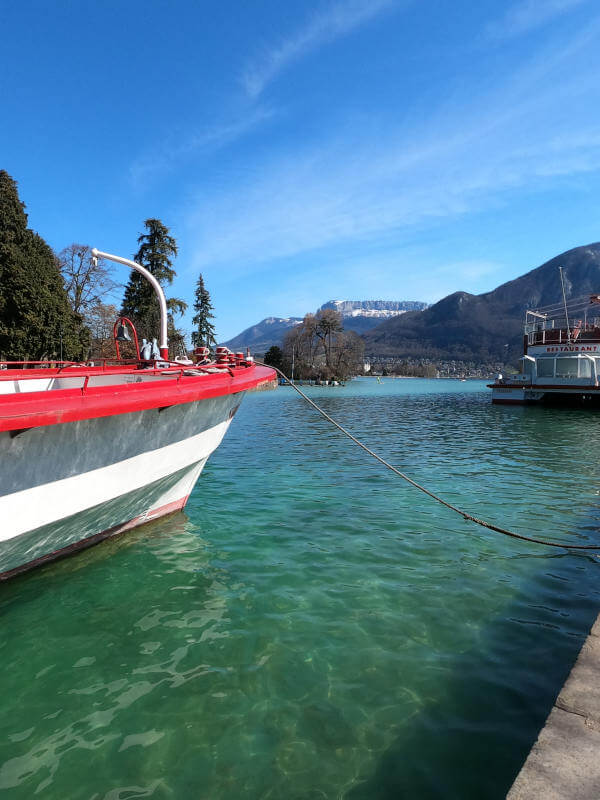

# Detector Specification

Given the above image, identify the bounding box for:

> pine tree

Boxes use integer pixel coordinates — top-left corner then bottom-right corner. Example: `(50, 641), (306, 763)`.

(121, 218), (187, 340)
(191, 273), (216, 348)
(0, 171), (89, 361)
(263, 345), (283, 370)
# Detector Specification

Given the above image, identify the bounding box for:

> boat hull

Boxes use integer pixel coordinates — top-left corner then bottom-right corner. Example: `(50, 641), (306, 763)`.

(491, 384), (600, 406)
(0, 393), (241, 578)
(491, 386), (543, 404)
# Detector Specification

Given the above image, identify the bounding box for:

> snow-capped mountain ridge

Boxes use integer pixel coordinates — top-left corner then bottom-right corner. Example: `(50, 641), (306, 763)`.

(263, 317), (303, 325)
(222, 299), (428, 353)
(320, 300), (428, 315)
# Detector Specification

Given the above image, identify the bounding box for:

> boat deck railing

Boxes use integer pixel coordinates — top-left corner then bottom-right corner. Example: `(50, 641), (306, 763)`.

(525, 295), (600, 345)
(0, 357), (254, 396)
(526, 322), (600, 346)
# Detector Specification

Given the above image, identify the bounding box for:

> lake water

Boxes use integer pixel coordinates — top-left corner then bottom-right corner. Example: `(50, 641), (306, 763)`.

(2, 378), (600, 799)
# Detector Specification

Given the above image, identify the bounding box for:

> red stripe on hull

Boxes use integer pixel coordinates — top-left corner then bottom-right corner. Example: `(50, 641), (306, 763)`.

(0, 364), (276, 433)
(0, 494), (190, 582)
(115, 495), (190, 533)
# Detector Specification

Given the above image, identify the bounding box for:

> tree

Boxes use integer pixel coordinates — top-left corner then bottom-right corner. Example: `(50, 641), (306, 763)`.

(0, 171), (89, 361)
(315, 308), (343, 368)
(191, 273), (216, 348)
(299, 313), (319, 365)
(168, 318), (188, 360)
(58, 244), (119, 316)
(282, 326), (309, 378)
(263, 345), (283, 371)
(121, 218), (187, 340)
(282, 309), (362, 381)
(330, 330), (364, 377)
(86, 302), (119, 360)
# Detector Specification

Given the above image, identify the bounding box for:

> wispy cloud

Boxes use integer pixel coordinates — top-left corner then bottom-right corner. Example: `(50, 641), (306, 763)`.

(185, 117), (600, 274)
(131, 0), (397, 188)
(242, 0), (395, 98)
(129, 106), (274, 188)
(487, 0), (588, 39)
(184, 15), (600, 277)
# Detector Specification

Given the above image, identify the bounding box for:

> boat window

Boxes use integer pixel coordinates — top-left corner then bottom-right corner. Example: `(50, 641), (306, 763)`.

(536, 358), (554, 378)
(555, 357), (578, 378)
(522, 359), (533, 376)
(579, 358), (592, 378)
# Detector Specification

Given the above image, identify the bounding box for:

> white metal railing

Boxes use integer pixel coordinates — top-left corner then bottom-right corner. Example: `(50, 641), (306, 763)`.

(526, 318), (600, 345)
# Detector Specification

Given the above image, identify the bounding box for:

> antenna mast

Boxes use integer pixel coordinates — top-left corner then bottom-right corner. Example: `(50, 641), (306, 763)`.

(559, 266), (571, 343)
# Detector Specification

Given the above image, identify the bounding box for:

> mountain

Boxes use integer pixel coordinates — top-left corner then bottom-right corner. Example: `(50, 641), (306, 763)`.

(223, 300), (427, 353)
(222, 316), (303, 354)
(318, 300), (428, 334)
(363, 243), (600, 363)
(319, 299), (427, 314)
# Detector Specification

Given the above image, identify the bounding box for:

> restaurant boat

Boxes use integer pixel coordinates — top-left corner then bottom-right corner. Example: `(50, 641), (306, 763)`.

(0, 249), (275, 580)
(490, 291), (600, 405)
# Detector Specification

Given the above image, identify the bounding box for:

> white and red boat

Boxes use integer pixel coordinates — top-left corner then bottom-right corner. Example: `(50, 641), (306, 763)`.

(490, 293), (600, 405)
(0, 249), (275, 580)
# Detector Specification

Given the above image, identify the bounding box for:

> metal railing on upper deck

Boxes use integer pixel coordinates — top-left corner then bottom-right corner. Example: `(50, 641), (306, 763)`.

(526, 322), (600, 346)
(525, 293), (600, 345)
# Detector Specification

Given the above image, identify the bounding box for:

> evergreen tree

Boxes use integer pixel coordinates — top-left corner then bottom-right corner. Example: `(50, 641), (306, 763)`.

(263, 345), (283, 370)
(191, 273), (216, 348)
(121, 218), (187, 340)
(0, 171), (89, 361)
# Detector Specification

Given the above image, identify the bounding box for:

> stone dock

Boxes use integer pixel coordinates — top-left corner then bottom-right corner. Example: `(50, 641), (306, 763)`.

(508, 614), (600, 799)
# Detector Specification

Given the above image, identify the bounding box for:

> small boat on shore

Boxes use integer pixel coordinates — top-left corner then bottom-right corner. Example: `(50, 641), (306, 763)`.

(0, 249), (274, 580)
(490, 292), (600, 405)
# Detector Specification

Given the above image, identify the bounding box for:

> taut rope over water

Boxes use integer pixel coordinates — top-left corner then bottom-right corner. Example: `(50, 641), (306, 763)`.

(258, 363), (600, 551)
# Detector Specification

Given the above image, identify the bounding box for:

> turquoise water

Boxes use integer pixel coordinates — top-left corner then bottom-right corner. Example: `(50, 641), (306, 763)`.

(2, 378), (600, 799)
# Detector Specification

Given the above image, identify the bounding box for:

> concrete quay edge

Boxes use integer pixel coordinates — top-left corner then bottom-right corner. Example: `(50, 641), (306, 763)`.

(507, 615), (600, 799)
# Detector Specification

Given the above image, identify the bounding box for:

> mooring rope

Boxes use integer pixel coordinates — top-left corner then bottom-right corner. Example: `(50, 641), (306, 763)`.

(257, 363), (600, 551)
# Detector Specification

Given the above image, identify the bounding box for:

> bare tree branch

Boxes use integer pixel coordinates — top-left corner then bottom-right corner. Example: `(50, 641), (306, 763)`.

(57, 244), (121, 316)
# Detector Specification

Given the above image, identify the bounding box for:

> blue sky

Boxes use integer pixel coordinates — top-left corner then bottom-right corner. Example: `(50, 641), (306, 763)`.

(2, 0), (600, 341)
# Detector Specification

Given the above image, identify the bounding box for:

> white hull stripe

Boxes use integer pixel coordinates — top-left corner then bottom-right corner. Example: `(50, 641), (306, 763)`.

(0, 460), (207, 576)
(0, 418), (231, 541)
